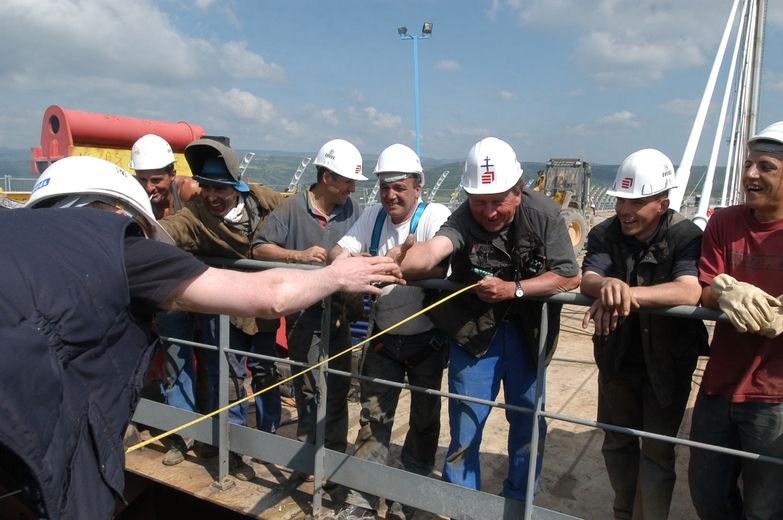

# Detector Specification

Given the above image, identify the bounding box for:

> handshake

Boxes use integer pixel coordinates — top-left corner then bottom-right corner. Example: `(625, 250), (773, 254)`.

(711, 274), (783, 338)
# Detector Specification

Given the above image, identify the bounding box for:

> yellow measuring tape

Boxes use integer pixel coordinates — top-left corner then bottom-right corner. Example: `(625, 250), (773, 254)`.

(126, 282), (480, 453)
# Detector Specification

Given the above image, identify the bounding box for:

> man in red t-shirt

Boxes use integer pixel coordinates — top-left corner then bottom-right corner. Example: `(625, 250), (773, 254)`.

(690, 121), (783, 519)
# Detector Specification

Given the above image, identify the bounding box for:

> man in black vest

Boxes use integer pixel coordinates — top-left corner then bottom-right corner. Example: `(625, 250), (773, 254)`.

(394, 137), (580, 502)
(580, 149), (707, 519)
(0, 156), (403, 520)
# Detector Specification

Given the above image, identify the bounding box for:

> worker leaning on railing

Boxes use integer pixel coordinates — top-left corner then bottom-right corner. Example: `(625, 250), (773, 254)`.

(580, 148), (708, 520)
(0, 155), (403, 520)
(390, 137), (580, 503)
(689, 121), (783, 520)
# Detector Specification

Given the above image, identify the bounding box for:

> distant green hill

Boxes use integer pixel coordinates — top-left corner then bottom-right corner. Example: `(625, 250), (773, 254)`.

(0, 147), (727, 200)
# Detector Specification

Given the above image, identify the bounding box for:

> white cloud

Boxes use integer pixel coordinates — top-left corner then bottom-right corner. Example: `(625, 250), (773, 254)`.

(567, 110), (640, 136)
(0, 0), (285, 91)
(218, 41), (286, 82)
(495, 0), (732, 88)
(194, 0), (218, 10)
(435, 60), (462, 72)
(660, 97), (700, 115)
(201, 87), (275, 122)
(364, 106), (401, 129)
(445, 126), (492, 137)
(563, 88), (584, 97)
(498, 90), (519, 102)
(348, 89), (366, 102)
(318, 108), (339, 126)
(278, 118), (302, 136)
(766, 71), (783, 93)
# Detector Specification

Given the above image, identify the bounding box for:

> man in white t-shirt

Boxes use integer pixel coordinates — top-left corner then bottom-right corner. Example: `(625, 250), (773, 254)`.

(329, 144), (451, 520)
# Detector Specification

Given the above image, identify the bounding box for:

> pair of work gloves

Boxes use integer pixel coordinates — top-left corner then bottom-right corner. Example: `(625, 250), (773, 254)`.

(711, 274), (783, 338)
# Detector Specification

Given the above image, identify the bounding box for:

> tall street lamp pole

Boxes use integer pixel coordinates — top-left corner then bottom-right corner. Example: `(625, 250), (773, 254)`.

(398, 22), (433, 157)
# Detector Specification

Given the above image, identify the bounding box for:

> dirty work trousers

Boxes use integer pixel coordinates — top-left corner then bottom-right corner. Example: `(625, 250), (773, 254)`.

(286, 305), (352, 453)
(689, 392), (783, 520)
(201, 316), (282, 433)
(442, 320), (545, 501)
(345, 328), (444, 510)
(157, 310), (197, 413)
(597, 359), (692, 520)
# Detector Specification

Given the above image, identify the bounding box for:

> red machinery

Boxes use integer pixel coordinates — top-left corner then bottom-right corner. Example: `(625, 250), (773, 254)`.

(30, 105), (206, 174)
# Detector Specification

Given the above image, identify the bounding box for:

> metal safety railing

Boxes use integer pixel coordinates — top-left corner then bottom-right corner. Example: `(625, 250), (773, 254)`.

(130, 257), (783, 520)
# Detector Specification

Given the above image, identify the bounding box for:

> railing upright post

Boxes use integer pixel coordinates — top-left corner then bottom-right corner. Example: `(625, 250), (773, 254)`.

(312, 295), (332, 513)
(213, 313), (234, 489)
(525, 302), (549, 519)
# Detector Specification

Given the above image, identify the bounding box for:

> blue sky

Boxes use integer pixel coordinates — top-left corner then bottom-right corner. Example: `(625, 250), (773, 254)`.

(0, 0), (781, 164)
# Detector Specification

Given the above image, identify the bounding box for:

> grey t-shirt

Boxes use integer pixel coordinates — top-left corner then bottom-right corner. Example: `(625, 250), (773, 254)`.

(252, 189), (362, 252)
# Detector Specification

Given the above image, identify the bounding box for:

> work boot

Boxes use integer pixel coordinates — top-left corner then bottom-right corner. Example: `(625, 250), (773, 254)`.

(335, 504), (376, 520)
(229, 452), (255, 481)
(387, 501), (417, 520)
(162, 435), (192, 466)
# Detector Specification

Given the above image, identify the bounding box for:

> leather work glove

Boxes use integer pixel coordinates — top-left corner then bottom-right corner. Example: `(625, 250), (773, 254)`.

(711, 274), (782, 334)
(759, 296), (783, 339)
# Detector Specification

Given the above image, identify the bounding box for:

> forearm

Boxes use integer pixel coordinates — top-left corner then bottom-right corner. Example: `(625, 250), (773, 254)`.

(522, 271), (580, 297)
(252, 243), (299, 263)
(631, 276), (702, 307)
(398, 237), (452, 280)
(579, 272), (604, 298)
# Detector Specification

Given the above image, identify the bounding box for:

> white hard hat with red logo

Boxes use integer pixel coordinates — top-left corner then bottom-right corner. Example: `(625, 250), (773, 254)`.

(313, 139), (367, 181)
(129, 134), (176, 170)
(606, 148), (676, 199)
(460, 137), (523, 195)
(26, 155), (174, 244)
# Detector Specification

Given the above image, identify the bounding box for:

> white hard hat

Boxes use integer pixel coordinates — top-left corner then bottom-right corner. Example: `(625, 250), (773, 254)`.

(461, 137), (523, 195)
(606, 148), (676, 199)
(26, 155), (174, 244)
(313, 139), (367, 181)
(129, 134), (176, 170)
(748, 121), (783, 151)
(374, 144), (424, 185)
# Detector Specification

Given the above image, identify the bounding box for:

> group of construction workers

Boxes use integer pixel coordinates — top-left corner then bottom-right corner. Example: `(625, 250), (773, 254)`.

(0, 121), (782, 520)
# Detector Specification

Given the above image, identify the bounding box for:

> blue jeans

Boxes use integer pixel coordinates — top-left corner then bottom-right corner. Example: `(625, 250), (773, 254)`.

(689, 391), (783, 520)
(201, 316), (281, 433)
(442, 321), (546, 501)
(156, 311), (197, 412)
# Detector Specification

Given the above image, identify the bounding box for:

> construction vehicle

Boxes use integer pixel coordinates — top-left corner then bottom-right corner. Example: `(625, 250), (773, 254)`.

(533, 158), (593, 253)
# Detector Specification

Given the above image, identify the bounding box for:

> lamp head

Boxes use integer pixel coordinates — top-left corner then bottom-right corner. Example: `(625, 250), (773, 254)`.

(422, 22), (433, 35)
(398, 26), (408, 36)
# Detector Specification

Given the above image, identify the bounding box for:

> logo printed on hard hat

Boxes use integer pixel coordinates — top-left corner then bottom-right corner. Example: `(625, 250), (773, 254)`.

(620, 177), (633, 189)
(32, 177), (50, 192)
(481, 157), (495, 184)
(355, 165), (362, 175)
(325, 150), (336, 160)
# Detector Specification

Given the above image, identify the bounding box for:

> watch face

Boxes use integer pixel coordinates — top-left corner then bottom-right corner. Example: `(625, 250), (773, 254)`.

(515, 284), (524, 298)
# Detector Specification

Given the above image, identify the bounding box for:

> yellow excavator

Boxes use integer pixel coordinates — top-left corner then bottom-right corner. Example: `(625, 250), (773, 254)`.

(533, 158), (594, 253)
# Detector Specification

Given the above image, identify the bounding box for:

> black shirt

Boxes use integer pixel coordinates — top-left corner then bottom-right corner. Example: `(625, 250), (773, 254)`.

(124, 235), (208, 321)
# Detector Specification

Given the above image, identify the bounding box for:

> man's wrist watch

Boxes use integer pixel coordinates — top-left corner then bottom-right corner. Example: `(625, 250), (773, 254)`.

(514, 280), (524, 299)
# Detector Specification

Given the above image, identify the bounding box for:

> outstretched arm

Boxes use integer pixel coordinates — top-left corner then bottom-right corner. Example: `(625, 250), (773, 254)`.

(391, 234), (454, 280)
(161, 252), (403, 318)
